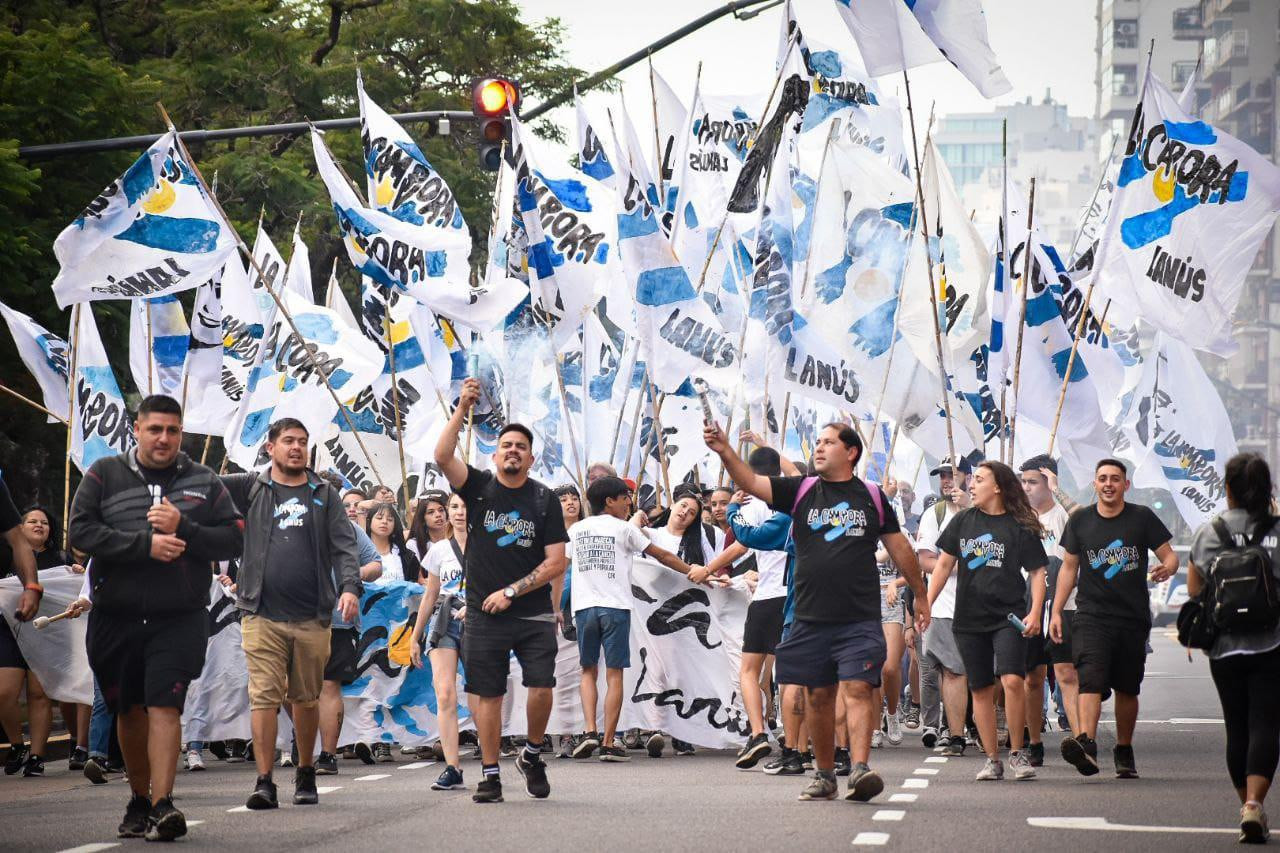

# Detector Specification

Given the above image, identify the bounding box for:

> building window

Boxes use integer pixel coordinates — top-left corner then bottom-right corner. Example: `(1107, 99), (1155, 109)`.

(1108, 65), (1138, 97)
(1172, 60), (1197, 89)
(1113, 19), (1139, 49)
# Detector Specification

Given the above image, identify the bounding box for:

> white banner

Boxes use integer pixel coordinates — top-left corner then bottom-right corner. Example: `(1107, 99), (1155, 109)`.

(0, 568), (93, 705)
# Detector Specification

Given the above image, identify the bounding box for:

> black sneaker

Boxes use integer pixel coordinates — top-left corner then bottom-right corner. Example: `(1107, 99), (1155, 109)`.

(622, 729), (644, 751)
(373, 742), (394, 763)
(798, 770), (839, 801)
(84, 756), (110, 785)
(472, 775), (503, 803)
(208, 741), (229, 762)
(338, 745), (356, 760)
(735, 732), (772, 770)
(118, 794), (151, 838)
(845, 763), (884, 802)
(21, 754), (44, 777)
(940, 735), (967, 757)
(646, 732), (666, 758)
(921, 726), (939, 749)
(69, 746), (88, 771)
(3, 744), (27, 775)
(763, 748), (805, 776)
(354, 742), (375, 765)
(1113, 744), (1139, 779)
(227, 739), (247, 763)
(499, 737), (519, 758)
(459, 730), (479, 748)
(145, 797), (187, 842)
(673, 738), (696, 756)
(246, 775), (279, 810)
(1061, 734), (1100, 776)
(598, 744), (630, 762)
(573, 732), (601, 759)
(315, 752), (338, 775)
(538, 735), (554, 754)
(432, 764), (465, 790)
(293, 766), (318, 805)
(243, 741), (255, 763)
(834, 747), (852, 777)
(515, 750), (550, 799)
(1026, 741), (1045, 767)
(801, 751), (815, 770)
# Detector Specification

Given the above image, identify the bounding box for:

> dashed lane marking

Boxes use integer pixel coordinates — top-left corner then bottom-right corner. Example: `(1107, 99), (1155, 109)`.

(888, 793), (918, 803)
(56, 845), (120, 853)
(924, 756), (947, 764)
(901, 778), (928, 789)
(355, 774), (391, 781)
(1028, 817), (1235, 835)
(398, 761), (437, 771)
(317, 786), (343, 794)
(226, 806), (251, 813)
(872, 810), (905, 822)
(912, 768), (939, 776)
(851, 832), (891, 845)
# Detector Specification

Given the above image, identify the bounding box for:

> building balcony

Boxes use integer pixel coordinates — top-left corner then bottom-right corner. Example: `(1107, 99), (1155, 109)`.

(1205, 30), (1249, 82)
(1172, 6), (1207, 40)
(1204, 0), (1251, 24)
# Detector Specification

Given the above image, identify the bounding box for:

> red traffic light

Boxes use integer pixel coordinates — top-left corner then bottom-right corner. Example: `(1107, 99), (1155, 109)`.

(472, 78), (519, 117)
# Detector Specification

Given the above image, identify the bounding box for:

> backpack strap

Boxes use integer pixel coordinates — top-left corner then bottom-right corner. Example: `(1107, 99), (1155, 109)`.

(935, 499), (948, 526)
(1247, 516), (1278, 548)
(1211, 515), (1237, 551)
(863, 480), (886, 530)
(791, 476), (819, 516)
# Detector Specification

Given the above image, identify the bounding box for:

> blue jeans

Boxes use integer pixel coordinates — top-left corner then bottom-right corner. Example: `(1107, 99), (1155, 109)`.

(89, 679), (112, 759)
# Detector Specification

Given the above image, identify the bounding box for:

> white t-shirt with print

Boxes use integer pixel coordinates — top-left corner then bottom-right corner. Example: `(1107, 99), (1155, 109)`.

(569, 515), (653, 613)
(915, 501), (959, 619)
(424, 539), (465, 600)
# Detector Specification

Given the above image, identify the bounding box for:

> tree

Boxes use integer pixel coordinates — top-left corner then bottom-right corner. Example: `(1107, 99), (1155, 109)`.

(0, 0), (585, 511)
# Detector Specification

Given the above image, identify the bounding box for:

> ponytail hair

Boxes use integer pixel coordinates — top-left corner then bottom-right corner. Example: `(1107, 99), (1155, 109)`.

(1224, 452), (1276, 524)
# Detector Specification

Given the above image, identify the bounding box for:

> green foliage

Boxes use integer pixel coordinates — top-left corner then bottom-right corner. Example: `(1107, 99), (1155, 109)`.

(0, 0), (585, 509)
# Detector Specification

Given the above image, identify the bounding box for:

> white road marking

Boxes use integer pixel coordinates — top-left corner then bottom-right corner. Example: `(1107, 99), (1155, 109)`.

(873, 810), (905, 822)
(355, 773), (391, 781)
(1136, 718), (1224, 725)
(851, 832), (891, 846)
(187, 821), (204, 827)
(56, 845), (120, 853)
(924, 756), (947, 764)
(912, 768), (939, 776)
(226, 806), (251, 813)
(398, 761), (437, 771)
(901, 778), (928, 789)
(317, 786), (343, 794)
(888, 793), (918, 803)
(1027, 817), (1235, 835)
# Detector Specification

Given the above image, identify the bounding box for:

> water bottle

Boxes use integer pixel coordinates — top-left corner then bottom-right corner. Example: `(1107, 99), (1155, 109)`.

(1007, 612), (1029, 633)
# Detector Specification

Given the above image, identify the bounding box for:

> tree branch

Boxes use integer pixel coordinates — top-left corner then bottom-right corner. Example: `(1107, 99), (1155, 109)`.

(313, 0), (386, 66)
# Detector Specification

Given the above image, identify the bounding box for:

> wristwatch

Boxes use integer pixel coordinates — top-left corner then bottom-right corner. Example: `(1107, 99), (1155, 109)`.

(503, 586), (516, 600)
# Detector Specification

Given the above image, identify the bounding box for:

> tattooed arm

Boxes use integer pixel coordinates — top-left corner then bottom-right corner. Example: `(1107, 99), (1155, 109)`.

(480, 542), (568, 614)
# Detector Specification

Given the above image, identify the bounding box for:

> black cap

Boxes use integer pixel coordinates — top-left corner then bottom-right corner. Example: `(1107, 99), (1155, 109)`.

(930, 456), (973, 476)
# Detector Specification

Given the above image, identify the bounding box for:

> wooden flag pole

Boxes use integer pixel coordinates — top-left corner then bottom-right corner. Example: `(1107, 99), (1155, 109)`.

(380, 286), (412, 514)
(1007, 178), (1036, 465)
(1047, 298), (1111, 458)
(62, 304), (82, 551)
(996, 119), (1010, 463)
(0, 384), (66, 424)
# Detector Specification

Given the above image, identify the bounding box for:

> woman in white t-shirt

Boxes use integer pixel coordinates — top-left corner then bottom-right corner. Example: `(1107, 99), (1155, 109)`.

(409, 494), (469, 791)
(407, 491), (450, 560)
(643, 487), (746, 577)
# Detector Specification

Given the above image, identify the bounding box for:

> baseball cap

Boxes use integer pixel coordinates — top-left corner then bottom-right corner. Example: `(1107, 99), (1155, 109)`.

(930, 456), (973, 476)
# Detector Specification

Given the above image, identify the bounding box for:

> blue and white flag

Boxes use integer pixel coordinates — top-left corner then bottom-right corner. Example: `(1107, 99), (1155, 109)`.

(575, 92), (615, 187)
(0, 301), (70, 422)
(127, 294), (190, 398)
(834, 0), (1012, 99)
(1093, 68), (1280, 357)
(178, 267), (236, 437)
(52, 131), (237, 308)
(70, 306), (136, 472)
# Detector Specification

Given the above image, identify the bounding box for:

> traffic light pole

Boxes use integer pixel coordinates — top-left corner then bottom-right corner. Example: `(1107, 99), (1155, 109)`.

(17, 0), (777, 159)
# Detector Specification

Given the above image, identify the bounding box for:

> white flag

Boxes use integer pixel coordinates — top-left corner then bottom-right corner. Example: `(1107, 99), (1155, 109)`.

(70, 305), (136, 472)
(0, 301), (70, 422)
(127, 294), (190, 398)
(1093, 68), (1280, 356)
(52, 131), (237, 308)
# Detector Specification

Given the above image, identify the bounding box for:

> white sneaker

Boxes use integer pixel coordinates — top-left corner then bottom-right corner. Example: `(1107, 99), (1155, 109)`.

(1009, 750), (1036, 781)
(871, 728), (884, 748)
(185, 749), (205, 771)
(886, 714), (903, 746)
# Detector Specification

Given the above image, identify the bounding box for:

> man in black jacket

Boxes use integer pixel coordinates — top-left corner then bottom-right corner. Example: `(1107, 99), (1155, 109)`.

(220, 417), (361, 811)
(70, 395), (243, 842)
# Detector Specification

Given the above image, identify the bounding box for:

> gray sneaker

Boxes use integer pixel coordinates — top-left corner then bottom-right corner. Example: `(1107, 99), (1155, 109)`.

(844, 763), (884, 802)
(798, 770), (839, 801)
(1008, 750), (1036, 781)
(975, 757), (1004, 781)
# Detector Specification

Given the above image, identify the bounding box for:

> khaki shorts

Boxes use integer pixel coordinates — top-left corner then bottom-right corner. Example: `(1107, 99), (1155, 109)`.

(242, 615), (331, 710)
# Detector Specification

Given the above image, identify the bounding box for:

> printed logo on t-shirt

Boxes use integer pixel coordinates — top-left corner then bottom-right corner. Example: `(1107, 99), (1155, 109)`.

(274, 497), (308, 530)
(483, 509), (536, 548)
(960, 534), (1006, 570)
(575, 535), (619, 579)
(1086, 539), (1140, 578)
(807, 502), (867, 541)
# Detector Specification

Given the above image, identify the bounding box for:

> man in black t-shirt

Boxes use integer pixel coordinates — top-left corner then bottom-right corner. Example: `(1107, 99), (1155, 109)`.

(706, 420), (928, 804)
(1049, 458), (1176, 780)
(436, 378), (568, 804)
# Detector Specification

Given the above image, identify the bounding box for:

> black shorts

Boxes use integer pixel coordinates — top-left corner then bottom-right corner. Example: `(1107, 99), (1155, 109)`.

(775, 619), (886, 688)
(88, 609), (208, 714)
(1048, 610), (1075, 666)
(955, 624), (1026, 690)
(0, 618), (28, 670)
(1025, 631), (1052, 671)
(462, 611), (557, 698)
(324, 626), (359, 685)
(742, 597), (786, 655)
(1071, 614), (1147, 696)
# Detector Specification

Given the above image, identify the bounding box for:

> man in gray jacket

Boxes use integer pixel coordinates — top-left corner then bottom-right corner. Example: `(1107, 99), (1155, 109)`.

(221, 417), (360, 810)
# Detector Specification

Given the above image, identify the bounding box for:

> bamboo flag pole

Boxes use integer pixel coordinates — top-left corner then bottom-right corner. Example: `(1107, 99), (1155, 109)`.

(901, 74), (958, 469)
(199, 435), (213, 466)
(144, 299), (155, 396)
(666, 61), (702, 250)
(1007, 178), (1036, 464)
(381, 288), (412, 513)
(996, 119), (1010, 464)
(62, 304), (82, 551)
(159, 105), (387, 487)
(0, 384), (66, 423)
(620, 373), (649, 480)
(648, 53), (666, 207)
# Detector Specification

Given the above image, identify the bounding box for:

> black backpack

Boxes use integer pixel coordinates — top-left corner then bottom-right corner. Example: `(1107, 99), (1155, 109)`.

(1207, 515), (1280, 634)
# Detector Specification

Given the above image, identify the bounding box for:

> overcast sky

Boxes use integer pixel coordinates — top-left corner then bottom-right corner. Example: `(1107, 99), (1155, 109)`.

(517, 0), (1099, 143)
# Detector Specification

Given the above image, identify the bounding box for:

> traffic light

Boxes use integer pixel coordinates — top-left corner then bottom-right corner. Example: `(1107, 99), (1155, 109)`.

(472, 77), (519, 171)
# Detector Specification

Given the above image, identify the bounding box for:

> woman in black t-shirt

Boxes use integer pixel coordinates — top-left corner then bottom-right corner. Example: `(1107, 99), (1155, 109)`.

(929, 461), (1047, 782)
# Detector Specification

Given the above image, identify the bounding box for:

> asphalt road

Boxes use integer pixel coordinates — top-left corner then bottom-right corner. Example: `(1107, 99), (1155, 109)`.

(0, 629), (1247, 852)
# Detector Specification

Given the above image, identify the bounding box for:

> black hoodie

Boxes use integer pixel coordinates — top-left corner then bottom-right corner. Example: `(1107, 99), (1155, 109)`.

(70, 450), (243, 617)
